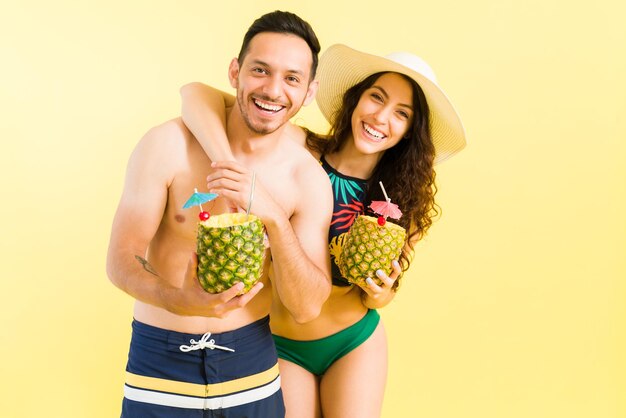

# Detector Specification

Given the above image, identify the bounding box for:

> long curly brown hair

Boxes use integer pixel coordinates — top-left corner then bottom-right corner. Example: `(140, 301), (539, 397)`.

(306, 71), (439, 278)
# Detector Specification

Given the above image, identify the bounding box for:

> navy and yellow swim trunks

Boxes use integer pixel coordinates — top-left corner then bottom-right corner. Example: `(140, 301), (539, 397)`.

(122, 317), (285, 417)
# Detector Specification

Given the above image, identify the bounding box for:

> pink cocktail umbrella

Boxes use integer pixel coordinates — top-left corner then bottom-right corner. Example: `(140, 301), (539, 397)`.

(369, 182), (402, 225)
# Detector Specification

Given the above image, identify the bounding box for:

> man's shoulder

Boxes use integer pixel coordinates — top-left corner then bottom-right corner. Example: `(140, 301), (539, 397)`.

(284, 137), (333, 213)
(129, 117), (197, 175)
(141, 117), (190, 146)
(289, 145), (329, 188)
(134, 118), (195, 158)
(283, 123), (307, 147)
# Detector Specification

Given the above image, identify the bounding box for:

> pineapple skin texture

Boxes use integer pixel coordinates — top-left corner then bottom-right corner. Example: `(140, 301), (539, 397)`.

(338, 215), (406, 287)
(196, 214), (265, 294)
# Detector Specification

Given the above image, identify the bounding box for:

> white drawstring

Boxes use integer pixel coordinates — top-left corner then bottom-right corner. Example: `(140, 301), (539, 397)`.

(179, 332), (235, 353)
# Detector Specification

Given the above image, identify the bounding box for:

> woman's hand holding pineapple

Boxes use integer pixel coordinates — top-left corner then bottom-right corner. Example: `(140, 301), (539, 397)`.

(358, 259), (402, 309)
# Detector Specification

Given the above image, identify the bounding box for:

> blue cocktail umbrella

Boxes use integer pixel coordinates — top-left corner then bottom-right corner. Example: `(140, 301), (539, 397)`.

(183, 188), (218, 212)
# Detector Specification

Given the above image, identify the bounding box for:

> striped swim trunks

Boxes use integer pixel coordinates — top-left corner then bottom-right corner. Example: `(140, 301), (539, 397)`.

(121, 317), (285, 417)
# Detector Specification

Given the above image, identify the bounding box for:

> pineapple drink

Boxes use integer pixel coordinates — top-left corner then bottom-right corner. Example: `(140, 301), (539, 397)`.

(338, 181), (406, 287)
(338, 215), (406, 287)
(196, 213), (265, 294)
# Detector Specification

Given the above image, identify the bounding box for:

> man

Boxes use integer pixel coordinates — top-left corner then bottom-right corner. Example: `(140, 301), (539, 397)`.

(106, 11), (333, 417)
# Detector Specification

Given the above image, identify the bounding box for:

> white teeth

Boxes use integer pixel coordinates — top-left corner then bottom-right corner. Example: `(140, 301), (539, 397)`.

(364, 123), (385, 139)
(254, 99), (282, 112)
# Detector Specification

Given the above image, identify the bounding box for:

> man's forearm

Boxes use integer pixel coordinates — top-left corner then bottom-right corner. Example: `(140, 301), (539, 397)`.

(106, 251), (176, 311)
(264, 216), (331, 323)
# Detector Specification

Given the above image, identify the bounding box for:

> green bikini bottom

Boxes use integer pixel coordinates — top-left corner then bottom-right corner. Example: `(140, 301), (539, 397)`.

(272, 309), (380, 376)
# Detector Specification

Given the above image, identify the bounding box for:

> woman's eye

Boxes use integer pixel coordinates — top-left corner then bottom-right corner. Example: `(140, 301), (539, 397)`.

(371, 93), (383, 102)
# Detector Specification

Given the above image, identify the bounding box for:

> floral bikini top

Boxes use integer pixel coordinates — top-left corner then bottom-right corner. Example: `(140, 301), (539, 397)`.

(320, 156), (371, 287)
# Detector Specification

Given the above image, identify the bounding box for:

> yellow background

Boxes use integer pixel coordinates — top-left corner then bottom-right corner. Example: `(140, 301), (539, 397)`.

(1, 1), (624, 417)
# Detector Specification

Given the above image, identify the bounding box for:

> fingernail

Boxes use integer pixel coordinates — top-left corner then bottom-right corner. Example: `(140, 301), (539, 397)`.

(392, 260), (400, 268)
(376, 270), (384, 277)
(366, 277), (375, 286)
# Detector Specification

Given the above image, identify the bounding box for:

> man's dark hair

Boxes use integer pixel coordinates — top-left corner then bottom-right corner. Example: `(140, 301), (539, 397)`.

(237, 10), (321, 80)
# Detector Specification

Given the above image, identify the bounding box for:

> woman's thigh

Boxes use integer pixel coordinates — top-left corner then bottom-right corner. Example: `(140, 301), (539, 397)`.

(279, 358), (322, 418)
(319, 322), (388, 418)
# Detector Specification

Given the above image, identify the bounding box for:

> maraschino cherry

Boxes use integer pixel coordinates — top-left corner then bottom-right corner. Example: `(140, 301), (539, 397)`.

(199, 211), (210, 221)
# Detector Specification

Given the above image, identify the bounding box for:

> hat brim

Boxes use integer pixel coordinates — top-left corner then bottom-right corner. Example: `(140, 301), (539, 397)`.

(316, 44), (466, 164)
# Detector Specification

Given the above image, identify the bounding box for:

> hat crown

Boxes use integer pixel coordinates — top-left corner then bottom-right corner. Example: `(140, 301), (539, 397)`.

(385, 52), (438, 84)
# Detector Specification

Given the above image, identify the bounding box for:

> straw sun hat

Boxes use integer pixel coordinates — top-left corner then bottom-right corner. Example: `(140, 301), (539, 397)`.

(316, 44), (466, 164)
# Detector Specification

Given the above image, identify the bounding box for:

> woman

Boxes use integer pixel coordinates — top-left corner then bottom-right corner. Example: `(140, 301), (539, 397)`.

(181, 44), (465, 417)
